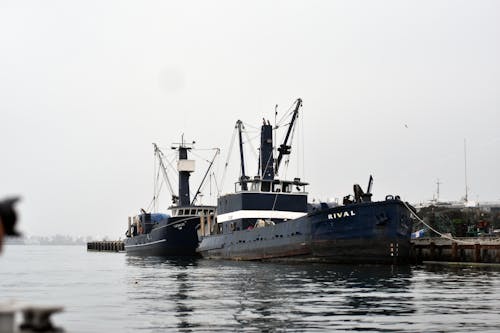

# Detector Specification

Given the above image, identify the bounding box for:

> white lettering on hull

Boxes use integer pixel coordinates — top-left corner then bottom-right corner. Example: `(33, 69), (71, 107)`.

(327, 210), (356, 220)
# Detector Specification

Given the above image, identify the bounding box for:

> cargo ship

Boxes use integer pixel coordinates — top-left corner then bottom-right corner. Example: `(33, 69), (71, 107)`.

(197, 99), (414, 263)
(124, 140), (216, 256)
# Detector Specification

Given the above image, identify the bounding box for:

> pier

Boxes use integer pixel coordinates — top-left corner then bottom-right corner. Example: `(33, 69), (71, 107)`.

(87, 241), (124, 252)
(85, 238), (500, 264)
(412, 237), (500, 264)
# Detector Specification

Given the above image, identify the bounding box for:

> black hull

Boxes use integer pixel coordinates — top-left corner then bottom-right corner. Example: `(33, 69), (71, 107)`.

(197, 199), (413, 264)
(124, 216), (200, 257)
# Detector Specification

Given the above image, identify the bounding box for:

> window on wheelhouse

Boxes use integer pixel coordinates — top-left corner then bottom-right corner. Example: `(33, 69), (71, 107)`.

(261, 181), (271, 192)
(282, 182), (292, 193)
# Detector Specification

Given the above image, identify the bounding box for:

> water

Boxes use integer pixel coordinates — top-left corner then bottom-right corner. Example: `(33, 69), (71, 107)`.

(1, 245), (500, 332)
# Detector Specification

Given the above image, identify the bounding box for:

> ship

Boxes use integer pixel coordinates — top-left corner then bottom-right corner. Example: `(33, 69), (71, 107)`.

(124, 139), (216, 256)
(197, 98), (415, 263)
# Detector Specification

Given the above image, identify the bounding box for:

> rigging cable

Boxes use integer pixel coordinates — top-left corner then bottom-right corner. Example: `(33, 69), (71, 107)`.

(220, 125), (238, 195)
(189, 149), (212, 163)
(276, 101), (296, 126)
(241, 121), (260, 131)
(211, 171), (220, 195)
(243, 131), (259, 165)
(402, 200), (475, 245)
(153, 157), (162, 212)
(191, 148), (220, 205)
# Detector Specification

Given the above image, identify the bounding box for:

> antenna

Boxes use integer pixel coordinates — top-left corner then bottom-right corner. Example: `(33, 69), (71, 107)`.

(274, 104), (278, 163)
(464, 138), (468, 203)
(436, 179), (441, 202)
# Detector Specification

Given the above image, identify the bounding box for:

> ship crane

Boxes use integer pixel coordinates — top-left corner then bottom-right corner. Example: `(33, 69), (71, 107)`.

(236, 120), (249, 191)
(275, 98), (302, 176)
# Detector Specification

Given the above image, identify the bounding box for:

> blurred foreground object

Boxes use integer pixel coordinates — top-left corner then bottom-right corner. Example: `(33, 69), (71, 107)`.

(0, 303), (64, 333)
(0, 197), (21, 252)
(0, 197), (21, 236)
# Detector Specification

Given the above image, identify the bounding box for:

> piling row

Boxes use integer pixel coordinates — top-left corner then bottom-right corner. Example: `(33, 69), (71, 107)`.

(412, 238), (500, 263)
(87, 241), (124, 252)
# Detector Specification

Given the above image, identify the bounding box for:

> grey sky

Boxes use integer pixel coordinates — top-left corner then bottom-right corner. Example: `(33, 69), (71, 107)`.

(1, 0), (499, 239)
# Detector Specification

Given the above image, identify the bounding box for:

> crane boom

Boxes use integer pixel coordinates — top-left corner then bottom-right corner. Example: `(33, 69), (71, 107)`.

(275, 98), (302, 175)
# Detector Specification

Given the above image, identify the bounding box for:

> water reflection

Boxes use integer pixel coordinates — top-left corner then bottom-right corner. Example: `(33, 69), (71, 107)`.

(125, 256), (199, 331)
(196, 261), (415, 332)
(3, 246), (500, 332)
(125, 255), (199, 269)
(173, 271), (194, 331)
(121, 257), (500, 332)
(412, 264), (499, 323)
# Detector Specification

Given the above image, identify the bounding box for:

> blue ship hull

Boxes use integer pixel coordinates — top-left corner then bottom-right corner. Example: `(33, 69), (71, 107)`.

(124, 216), (200, 257)
(197, 199), (413, 264)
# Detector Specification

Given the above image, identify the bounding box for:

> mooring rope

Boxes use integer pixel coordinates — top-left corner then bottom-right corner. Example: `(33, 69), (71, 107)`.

(402, 200), (475, 245)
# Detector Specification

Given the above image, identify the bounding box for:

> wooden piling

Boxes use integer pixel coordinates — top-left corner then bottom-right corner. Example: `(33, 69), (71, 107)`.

(430, 242), (436, 260)
(451, 242), (458, 261)
(412, 237), (500, 264)
(86, 240), (124, 252)
(200, 214), (205, 236)
(207, 214), (212, 235)
(474, 243), (481, 262)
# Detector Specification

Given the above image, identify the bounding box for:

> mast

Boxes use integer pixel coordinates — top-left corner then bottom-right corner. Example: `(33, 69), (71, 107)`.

(275, 98), (302, 176)
(260, 119), (275, 180)
(236, 120), (248, 190)
(436, 179), (441, 202)
(464, 138), (468, 203)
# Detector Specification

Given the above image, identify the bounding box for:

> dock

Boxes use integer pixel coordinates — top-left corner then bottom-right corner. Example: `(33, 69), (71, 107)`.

(87, 241), (124, 252)
(85, 238), (500, 264)
(412, 237), (500, 264)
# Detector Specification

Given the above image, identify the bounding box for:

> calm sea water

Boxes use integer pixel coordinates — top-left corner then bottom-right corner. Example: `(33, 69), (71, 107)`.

(1, 245), (500, 332)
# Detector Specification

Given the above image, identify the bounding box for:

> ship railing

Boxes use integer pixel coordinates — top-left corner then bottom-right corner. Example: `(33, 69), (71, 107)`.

(234, 177), (308, 194)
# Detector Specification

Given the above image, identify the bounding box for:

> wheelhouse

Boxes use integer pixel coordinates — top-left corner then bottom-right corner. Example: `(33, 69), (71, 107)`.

(234, 176), (308, 194)
(170, 206), (216, 217)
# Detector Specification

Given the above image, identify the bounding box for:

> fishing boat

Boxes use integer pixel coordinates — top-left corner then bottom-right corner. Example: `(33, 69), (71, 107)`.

(197, 99), (414, 263)
(124, 139), (217, 256)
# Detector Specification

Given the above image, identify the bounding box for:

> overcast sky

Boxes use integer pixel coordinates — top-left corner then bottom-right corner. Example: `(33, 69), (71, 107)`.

(1, 0), (499, 239)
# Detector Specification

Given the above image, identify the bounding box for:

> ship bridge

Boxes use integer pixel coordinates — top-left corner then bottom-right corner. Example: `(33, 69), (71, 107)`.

(234, 176), (308, 194)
